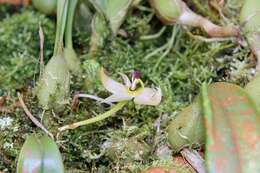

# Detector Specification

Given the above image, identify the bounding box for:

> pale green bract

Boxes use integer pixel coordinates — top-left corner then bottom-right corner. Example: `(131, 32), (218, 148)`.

(36, 54), (70, 111)
(90, 0), (133, 34)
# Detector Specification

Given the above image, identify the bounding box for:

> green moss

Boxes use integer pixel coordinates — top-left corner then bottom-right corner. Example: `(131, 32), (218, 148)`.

(0, 1), (252, 172)
(0, 4), (12, 20)
(0, 10), (55, 93)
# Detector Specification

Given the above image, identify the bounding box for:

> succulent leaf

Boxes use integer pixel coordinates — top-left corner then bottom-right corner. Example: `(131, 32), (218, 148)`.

(202, 82), (260, 173)
(167, 98), (205, 153)
(16, 134), (64, 173)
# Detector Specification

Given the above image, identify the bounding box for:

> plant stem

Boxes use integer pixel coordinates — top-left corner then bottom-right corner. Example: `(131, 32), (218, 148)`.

(58, 101), (128, 131)
(54, 0), (69, 56)
(65, 0), (78, 48)
(178, 3), (238, 37)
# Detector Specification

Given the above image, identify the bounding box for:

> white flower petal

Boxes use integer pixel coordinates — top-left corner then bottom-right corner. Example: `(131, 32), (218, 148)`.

(134, 87), (162, 106)
(119, 72), (131, 87)
(100, 68), (128, 95)
(103, 94), (132, 103)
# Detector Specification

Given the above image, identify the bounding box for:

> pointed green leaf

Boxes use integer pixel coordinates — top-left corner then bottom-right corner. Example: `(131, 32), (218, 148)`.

(202, 82), (260, 173)
(17, 134), (64, 173)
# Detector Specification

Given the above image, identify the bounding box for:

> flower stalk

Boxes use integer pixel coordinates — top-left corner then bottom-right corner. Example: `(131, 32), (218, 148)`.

(58, 101), (128, 131)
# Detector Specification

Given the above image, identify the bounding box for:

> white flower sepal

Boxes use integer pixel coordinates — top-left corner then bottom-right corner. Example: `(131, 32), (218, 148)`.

(100, 68), (162, 106)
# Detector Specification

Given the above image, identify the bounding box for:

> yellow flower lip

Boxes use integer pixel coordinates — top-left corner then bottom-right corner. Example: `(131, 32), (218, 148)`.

(126, 79), (145, 97)
(126, 86), (144, 97)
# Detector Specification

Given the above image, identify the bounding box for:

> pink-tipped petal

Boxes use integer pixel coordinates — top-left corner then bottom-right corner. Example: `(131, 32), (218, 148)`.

(134, 88), (162, 106)
(100, 68), (129, 95)
(103, 94), (132, 103)
(119, 73), (131, 87)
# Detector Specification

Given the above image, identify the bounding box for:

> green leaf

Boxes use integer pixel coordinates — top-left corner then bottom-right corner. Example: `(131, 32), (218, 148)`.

(89, 0), (133, 34)
(240, 0), (260, 33)
(245, 74), (260, 108)
(202, 82), (260, 173)
(16, 134), (64, 173)
(167, 98), (205, 153)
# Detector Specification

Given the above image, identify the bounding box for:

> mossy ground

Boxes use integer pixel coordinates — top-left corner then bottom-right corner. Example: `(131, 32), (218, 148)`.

(0, 1), (253, 172)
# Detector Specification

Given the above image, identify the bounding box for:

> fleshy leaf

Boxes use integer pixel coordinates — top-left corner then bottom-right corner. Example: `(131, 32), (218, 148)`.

(202, 82), (260, 173)
(16, 134), (64, 173)
(167, 98), (205, 153)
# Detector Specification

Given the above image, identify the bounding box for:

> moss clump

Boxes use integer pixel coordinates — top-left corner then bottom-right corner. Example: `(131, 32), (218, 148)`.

(0, 10), (55, 93)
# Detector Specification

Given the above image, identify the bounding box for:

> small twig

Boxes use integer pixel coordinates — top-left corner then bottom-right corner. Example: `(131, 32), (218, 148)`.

(38, 25), (45, 78)
(17, 93), (54, 139)
(181, 148), (206, 173)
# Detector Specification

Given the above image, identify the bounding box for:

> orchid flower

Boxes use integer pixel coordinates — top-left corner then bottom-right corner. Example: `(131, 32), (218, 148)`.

(59, 68), (162, 132)
(100, 68), (162, 106)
